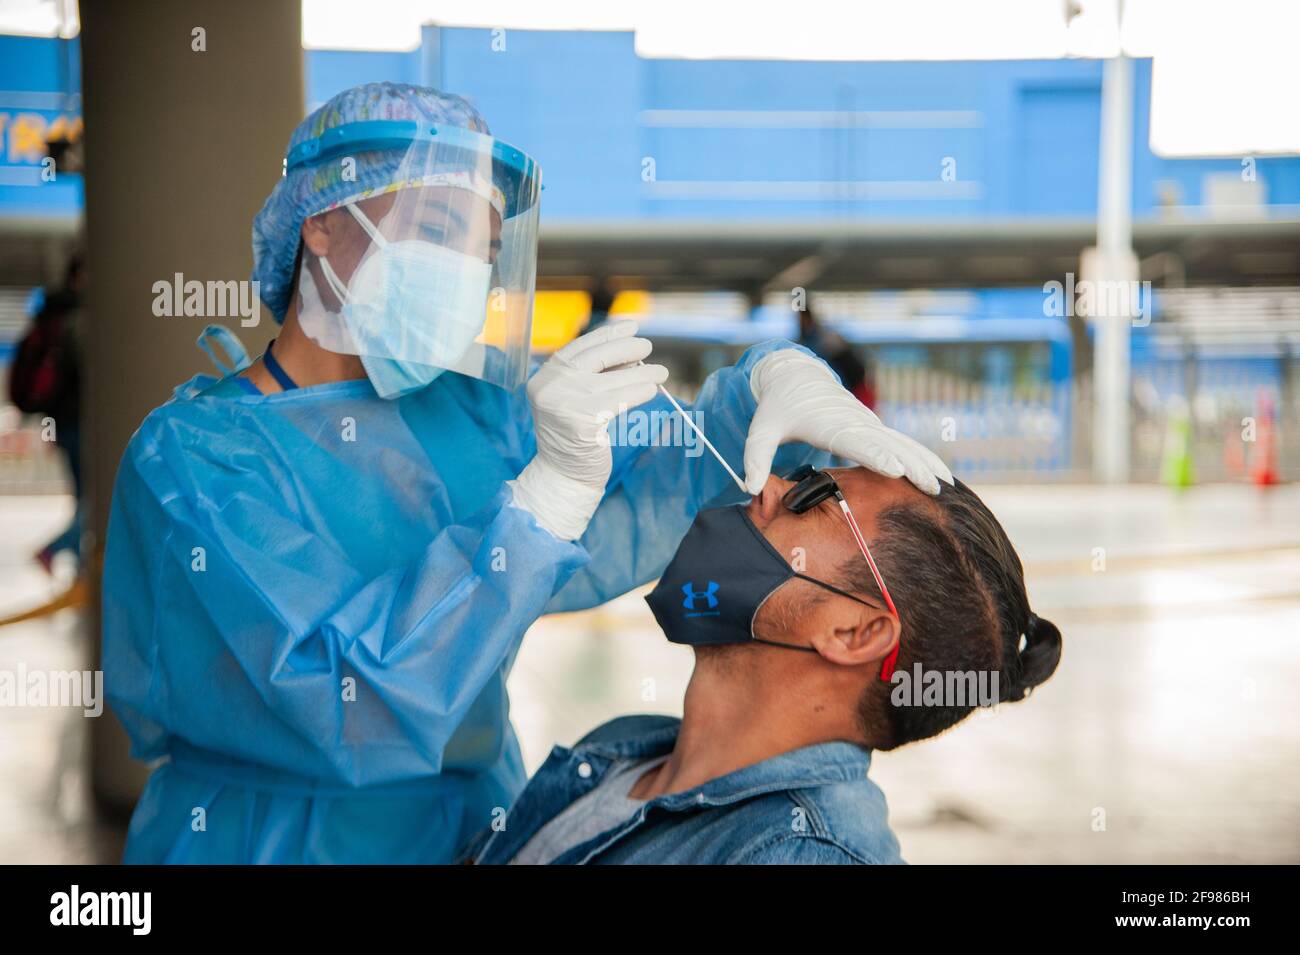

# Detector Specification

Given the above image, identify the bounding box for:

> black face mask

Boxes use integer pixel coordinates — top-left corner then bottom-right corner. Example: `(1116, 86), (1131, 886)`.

(645, 504), (880, 651)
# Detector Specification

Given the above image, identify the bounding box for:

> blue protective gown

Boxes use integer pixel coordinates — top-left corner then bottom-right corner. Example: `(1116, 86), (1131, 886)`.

(102, 339), (827, 863)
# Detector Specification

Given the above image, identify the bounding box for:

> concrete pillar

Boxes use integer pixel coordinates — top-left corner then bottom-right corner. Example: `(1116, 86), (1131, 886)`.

(79, 0), (302, 814)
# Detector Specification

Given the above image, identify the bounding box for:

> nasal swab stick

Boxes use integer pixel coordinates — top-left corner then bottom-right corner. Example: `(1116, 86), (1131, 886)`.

(656, 384), (749, 494)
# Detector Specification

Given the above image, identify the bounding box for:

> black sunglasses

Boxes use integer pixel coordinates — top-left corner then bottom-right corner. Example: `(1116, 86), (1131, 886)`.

(782, 464), (842, 514)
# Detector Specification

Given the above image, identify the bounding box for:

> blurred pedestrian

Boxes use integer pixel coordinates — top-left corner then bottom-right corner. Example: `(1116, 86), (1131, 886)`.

(797, 306), (876, 409)
(7, 257), (84, 572)
(586, 280), (615, 332)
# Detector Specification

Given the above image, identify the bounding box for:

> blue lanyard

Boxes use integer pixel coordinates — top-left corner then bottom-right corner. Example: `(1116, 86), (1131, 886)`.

(262, 339), (298, 391)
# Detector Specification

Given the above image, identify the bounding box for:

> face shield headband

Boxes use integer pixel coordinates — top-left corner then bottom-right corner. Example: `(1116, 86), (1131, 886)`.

(285, 119), (539, 213)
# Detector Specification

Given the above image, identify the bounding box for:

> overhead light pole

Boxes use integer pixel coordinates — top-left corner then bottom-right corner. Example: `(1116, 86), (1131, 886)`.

(1088, 0), (1137, 483)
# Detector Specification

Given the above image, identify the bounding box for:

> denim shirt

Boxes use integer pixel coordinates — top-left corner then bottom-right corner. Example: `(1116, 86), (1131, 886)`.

(467, 715), (905, 865)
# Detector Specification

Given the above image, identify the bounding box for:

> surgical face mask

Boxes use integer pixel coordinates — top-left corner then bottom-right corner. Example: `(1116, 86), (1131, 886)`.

(319, 203), (493, 399)
(645, 503), (880, 651)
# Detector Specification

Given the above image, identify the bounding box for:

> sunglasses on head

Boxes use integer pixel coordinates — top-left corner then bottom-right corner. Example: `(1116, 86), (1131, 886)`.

(781, 464), (900, 681)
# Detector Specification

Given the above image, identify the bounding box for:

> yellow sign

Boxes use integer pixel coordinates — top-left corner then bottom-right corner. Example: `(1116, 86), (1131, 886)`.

(530, 290), (648, 352)
(0, 112), (82, 164)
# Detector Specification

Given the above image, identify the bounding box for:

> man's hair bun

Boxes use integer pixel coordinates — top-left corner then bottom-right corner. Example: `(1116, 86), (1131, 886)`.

(1005, 612), (1062, 702)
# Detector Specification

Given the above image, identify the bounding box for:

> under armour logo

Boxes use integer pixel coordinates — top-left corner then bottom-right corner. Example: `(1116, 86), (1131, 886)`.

(682, 581), (720, 617)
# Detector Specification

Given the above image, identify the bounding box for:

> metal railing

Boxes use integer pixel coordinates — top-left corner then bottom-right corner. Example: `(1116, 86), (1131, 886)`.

(876, 361), (1295, 484)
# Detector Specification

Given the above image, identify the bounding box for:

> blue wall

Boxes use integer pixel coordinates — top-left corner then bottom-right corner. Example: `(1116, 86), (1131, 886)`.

(4, 28), (1298, 227)
(308, 27), (1300, 224)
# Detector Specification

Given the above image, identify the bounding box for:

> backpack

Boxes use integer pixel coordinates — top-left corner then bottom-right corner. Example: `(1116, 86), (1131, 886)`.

(8, 309), (69, 415)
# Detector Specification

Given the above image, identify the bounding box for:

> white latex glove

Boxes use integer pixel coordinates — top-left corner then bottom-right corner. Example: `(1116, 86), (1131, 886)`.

(509, 320), (669, 540)
(743, 348), (954, 496)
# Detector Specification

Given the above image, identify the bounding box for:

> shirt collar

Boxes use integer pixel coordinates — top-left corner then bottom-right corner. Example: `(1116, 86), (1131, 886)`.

(572, 715), (874, 811)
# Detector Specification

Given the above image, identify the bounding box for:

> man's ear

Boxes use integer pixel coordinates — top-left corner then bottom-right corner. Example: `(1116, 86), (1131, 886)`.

(811, 603), (899, 669)
(301, 212), (333, 257)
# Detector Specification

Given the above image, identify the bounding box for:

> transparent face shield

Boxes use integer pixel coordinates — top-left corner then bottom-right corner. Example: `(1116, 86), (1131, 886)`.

(289, 122), (541, 393)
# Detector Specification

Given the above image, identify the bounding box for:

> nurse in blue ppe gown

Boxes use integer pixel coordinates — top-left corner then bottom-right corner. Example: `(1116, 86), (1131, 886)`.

(102, 83), (951, 863)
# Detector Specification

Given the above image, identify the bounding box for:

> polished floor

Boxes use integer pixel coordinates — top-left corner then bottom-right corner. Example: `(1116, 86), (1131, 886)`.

(3, 483), (1298, 864)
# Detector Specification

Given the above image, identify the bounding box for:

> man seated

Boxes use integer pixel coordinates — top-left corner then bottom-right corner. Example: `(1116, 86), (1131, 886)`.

(465, 465), (1062, 865)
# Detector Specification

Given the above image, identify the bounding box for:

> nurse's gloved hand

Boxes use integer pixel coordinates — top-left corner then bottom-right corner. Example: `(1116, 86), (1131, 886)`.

(510, 320), (669, 540)
(743, 348), (954, 496)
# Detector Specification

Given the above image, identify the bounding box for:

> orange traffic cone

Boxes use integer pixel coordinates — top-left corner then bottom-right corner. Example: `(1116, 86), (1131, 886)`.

(1251, 393), (1279, 487)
